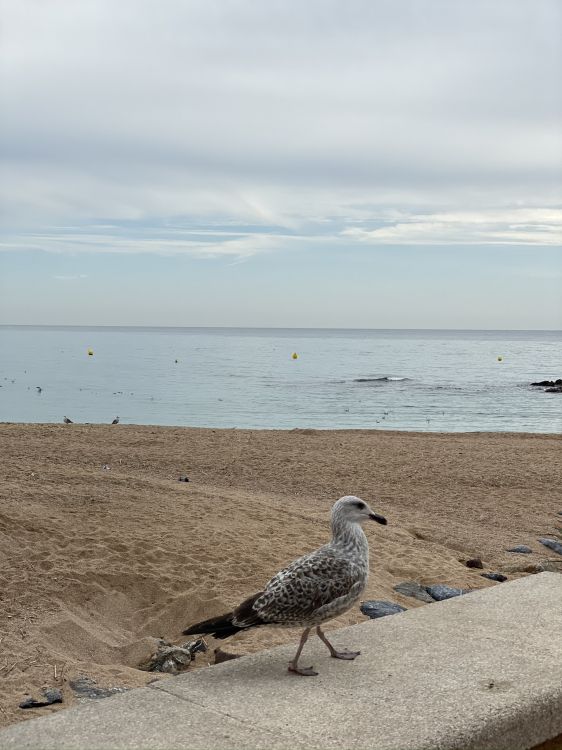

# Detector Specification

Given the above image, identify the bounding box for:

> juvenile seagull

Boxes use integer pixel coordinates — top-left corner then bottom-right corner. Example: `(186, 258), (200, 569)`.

(183, 495), (387, 676)
(111, 416), (120, 425)
(63, 416), (73, 424)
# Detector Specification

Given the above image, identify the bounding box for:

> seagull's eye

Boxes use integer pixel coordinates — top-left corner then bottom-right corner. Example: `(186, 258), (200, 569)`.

(354, 501), (366, 510)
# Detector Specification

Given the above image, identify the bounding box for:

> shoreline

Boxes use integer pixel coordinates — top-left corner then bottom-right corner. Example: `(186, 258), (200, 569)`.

(2, 421), (561, 435)
(1, 424), (561, 728)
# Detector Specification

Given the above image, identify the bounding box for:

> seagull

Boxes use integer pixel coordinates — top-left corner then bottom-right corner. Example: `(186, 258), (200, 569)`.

(63, 416), (73, 424)
(111, 416), (120, 425)
(182, 496), (387, 676)
(36, 386), (42, 394)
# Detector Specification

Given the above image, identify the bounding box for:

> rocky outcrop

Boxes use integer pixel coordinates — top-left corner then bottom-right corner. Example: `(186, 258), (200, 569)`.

(531, 378), (562, 393)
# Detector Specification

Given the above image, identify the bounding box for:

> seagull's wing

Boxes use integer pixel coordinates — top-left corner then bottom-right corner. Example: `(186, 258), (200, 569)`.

(252, 550), (359, 625)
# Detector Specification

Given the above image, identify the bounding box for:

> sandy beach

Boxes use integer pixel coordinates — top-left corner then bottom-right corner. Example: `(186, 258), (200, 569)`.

(1, 423), (561, 728)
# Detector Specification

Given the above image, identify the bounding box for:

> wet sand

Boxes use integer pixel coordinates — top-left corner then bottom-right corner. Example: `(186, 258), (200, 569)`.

(1, 424), (561, 728)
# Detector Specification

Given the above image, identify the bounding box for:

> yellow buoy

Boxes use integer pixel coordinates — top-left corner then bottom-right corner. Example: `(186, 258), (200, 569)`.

(87, 348), (94, 356)
(497, 355), (503, 362)
(291, 352), (299, 360)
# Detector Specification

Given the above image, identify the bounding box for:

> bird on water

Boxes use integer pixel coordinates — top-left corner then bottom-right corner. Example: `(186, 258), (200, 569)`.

(182, 495), (387, 676)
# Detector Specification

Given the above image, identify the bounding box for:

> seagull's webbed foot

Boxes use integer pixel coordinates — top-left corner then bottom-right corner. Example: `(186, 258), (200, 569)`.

(288, 664), (318, 676)
(316, 626), (360, 661)
(330, 649), (360, 661)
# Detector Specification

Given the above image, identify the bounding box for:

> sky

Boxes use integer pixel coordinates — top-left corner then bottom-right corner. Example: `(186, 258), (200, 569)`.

(0, 0), (561, 328)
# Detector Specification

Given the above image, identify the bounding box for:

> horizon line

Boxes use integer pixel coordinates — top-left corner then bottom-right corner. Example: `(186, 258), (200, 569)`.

(1, 324), (561, 333)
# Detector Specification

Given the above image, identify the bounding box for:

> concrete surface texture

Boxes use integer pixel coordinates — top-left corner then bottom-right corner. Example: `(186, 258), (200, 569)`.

(1, 572), (561, 750)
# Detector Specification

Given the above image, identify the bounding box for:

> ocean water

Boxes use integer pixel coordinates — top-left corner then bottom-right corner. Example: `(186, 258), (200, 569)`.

(0, 326), (560, 433)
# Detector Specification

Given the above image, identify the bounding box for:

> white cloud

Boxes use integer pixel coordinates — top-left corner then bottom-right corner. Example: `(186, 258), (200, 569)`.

(342, 208), (562, 246)
(0, 0), (560, 250)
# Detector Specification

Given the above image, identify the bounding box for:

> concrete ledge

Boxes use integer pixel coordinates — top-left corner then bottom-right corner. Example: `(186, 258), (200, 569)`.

(1, 573), (561, 750)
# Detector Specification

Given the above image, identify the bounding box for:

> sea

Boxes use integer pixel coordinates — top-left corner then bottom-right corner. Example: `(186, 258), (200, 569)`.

(0, 326), (560, 433)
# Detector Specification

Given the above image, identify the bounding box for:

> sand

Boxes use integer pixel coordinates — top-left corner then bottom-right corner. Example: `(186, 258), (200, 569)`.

(1, 424), (561, 729)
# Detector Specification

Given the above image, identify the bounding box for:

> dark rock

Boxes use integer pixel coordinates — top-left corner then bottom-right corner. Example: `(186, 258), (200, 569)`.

(69, 677), (129, 700)
(360, 600), (407, 619)
(214, 648), (242, 664)
(480, 572), (508, 582)
(545, 386), (562, 393)
(178, 476), (190, 482)
(465, 558), (483, 569)
(506, 545), (532, 554)
(425, 584), (467, 601)
(19, 688), (63, 709)
(393, 581), (434, 603)
(539, 538), (562, 556)
(531, 379), (562, 386)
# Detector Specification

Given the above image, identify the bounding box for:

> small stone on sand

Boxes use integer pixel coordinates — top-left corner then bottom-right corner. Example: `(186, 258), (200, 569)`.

(360, 600), (406, 619)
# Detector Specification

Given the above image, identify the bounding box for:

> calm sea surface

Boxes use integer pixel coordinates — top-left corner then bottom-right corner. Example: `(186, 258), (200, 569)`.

(0, 326), (560, 433)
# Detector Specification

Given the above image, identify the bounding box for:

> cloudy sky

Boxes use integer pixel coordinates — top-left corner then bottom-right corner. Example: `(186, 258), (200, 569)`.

(1, 0), (561, 328)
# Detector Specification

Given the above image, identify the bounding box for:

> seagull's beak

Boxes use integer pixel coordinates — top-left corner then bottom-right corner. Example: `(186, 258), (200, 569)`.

(369, 512), (387, 525)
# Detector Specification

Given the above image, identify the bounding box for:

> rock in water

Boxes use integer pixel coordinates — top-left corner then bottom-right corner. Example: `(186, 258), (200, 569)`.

(539, 538), (562, 556)
(506, 545), (532, 554)
(426, 584), (466, 601)
(20, 688), (63, 709)
(360, 600), (407, 619)
(481, 572), (508, 582)
(393, 581), (434, 603)
(465, 558), (483, 569)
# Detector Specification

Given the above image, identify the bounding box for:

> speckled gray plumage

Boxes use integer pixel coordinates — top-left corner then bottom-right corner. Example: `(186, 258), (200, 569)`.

(232, 497), (371, 629)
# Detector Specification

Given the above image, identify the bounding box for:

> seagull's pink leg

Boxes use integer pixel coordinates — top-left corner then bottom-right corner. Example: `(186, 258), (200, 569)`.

(316, 626), (360, 660)
(288, 628), (318, 676)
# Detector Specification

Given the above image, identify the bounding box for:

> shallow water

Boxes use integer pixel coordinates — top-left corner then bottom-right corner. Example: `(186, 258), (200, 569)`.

(0, 326), (560, 432)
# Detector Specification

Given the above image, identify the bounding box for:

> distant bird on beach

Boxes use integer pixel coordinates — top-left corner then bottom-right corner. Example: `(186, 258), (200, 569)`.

(63, 416), (73, 424)
(182, 496), (387, 676)
(111, 416), (120, 425)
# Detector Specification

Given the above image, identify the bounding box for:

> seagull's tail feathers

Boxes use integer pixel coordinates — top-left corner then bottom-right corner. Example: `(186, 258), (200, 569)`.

(183, 592), (265, 640)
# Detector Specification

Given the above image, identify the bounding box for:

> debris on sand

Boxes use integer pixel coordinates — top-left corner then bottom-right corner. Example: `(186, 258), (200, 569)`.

(139, 638), (207, 674)
(69, 676), (129, 700)
(19, 688), (63, 709)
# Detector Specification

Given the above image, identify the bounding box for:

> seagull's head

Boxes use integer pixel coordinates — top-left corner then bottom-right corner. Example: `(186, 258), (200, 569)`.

(333, 495), (387, 526)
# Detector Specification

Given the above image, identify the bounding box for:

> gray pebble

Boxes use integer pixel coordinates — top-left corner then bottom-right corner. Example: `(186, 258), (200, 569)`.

(393, 581), (434, 603)
(481, 572), (508, 582)
(506, 545), (532, 554)
(425, 584), (467, 601)
(360, 600), (406, 619)
(539, 538), (562, 556)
